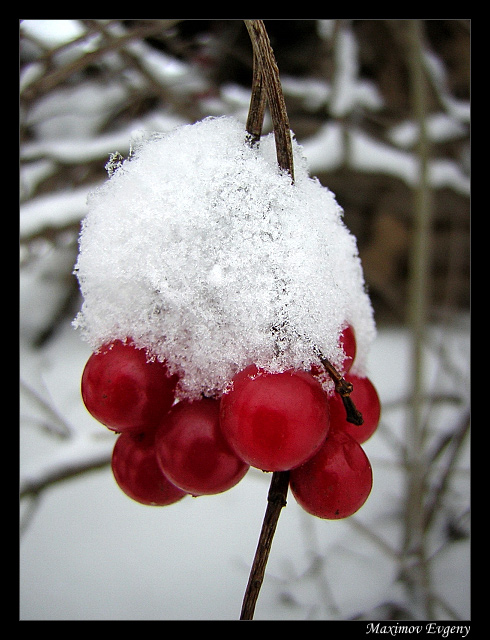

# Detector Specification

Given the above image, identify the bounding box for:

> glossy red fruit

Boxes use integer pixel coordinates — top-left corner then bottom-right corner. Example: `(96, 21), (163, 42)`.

(290, 430), (373, 520)
(339, 325), (357, 373)
(328, 373), (381, 444)
(219, 365), (330, 472)
(111, 430), (187, 506)
(81, 340), (178, 434)
(155, 397), (249, 496)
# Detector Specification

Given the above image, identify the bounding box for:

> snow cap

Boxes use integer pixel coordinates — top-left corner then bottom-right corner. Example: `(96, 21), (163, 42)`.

(74, 116), (376, 399)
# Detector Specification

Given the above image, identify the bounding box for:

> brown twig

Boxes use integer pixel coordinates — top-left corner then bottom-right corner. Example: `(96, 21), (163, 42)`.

(240, 19), (293, 621)
(239, 469), (290, 620)
(245, 48), (267, 146)
(244, 20), (294, 180)
(317, 354), (364, 426)
(240, 19), (363, 620)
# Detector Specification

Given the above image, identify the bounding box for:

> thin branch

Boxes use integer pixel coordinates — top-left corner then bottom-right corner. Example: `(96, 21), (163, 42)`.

(20, 377), (74, 438)
(239, 21), (366, 619)
(20, 493), (44, 537)
(20, 21), (176, 102)
(423, 408), (470, 532)
(240, 470), (290, 620)
(240, 19), (293, 621)
(317, 354), (364, 425)
(239, 19), (365, 620)
(20, 447), (111, 499)
(402, 18), (434, 619)
(244, 20), (294, 180)
(245, 48), (267, 146)
(347, 516), (400, 561)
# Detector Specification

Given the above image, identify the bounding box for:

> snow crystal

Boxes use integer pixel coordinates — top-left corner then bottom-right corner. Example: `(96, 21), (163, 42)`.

(73, 116), (376, 400)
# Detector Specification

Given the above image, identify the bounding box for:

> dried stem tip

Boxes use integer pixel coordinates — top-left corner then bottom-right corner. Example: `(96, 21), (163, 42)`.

(319, 355), (364, 426)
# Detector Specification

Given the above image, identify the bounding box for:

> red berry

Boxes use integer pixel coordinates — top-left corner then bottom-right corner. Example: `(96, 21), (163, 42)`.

(81, 340), (178, 434)
(290, 430), (372, 520)
(111, 430), (187, 506)
(329, 374), (380, 444)
(219, 365), (330, 472)
(339, 325), (357, 373)
(155, 397), (249, 496)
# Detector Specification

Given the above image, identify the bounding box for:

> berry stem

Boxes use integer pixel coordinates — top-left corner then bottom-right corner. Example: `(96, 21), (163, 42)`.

(240, 470), (290, 620)
(240, 20), (364, 619)
(245, 47), (267, 147)
(240, 19), (294, 621)
(244, 20), (294, 180)
(318, 354), (364, 426)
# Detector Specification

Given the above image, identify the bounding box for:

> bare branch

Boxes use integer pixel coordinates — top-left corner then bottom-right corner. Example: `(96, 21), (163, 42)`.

(240, 470), (290, 620)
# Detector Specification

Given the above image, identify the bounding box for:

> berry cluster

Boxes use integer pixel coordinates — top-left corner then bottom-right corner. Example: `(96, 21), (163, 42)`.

(81, 326), (380, 519)
(81, 340), (248, 505)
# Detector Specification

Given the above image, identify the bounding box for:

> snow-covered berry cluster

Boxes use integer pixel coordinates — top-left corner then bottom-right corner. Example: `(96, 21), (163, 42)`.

(74, 115), (379, 518)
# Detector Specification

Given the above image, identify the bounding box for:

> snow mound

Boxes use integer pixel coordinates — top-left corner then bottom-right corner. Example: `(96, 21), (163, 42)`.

(73, 116), (375, 399)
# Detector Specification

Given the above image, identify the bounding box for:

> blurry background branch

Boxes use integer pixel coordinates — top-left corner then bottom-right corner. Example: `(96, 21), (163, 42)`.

(401, 19), (434, 618)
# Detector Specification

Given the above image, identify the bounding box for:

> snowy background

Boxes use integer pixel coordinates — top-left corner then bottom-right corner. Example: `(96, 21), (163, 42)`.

(20, 20), (470, 621)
